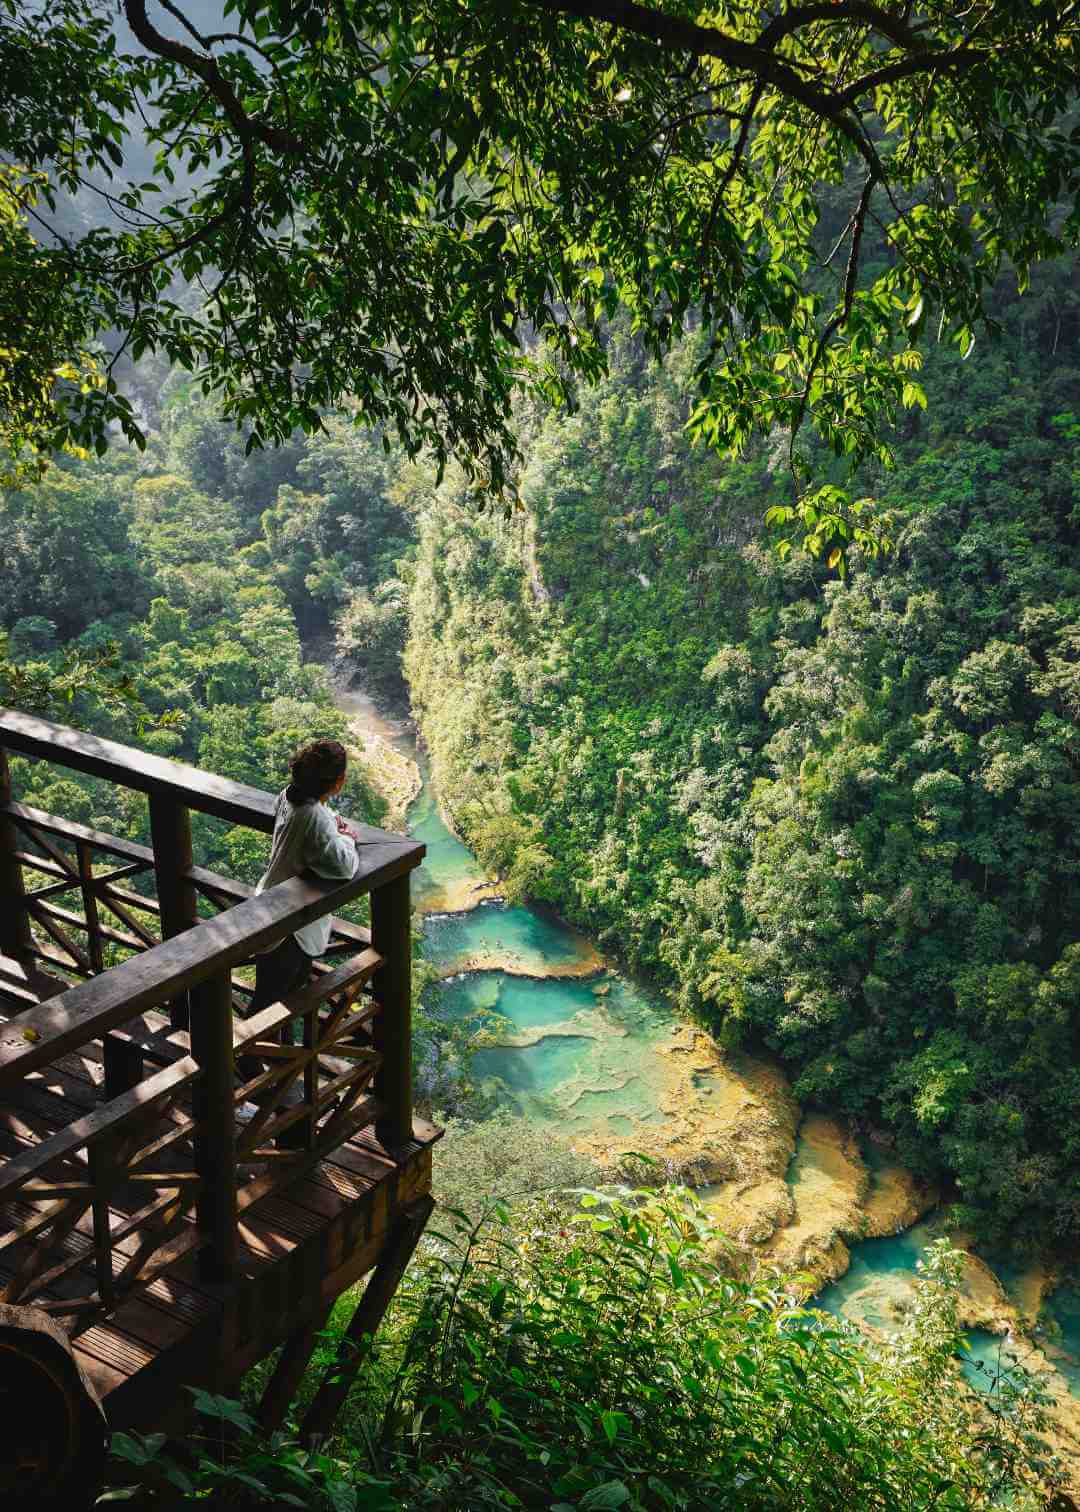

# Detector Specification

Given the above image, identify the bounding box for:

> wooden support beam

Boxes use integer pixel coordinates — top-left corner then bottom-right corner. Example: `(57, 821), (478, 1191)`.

(0, 1057), (200, 1205)
(188, 970), (237, 1285)
(103, 1036), (144, 1100)
(87, 1132), (118, 1308)
(149, 794), (197, 1030)
(370, 875), (413, 1147)
(0, 747), (32, 958)
(255, 1303), (332, 1432)
(4, 801), (156, 867)
(0, 708), (279, 830)
(78, 842), (105, 976)
(299, 1194), (434, 1445)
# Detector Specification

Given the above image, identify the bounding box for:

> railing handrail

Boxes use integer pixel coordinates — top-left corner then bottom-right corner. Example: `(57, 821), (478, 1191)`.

(0, 708), (392, 842)
(0, 837), (423, 1089)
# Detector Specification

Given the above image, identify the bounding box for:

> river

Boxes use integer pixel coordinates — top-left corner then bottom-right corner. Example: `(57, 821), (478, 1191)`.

(335, 686), (685, 1144)
(333, 676), (1080, 1443)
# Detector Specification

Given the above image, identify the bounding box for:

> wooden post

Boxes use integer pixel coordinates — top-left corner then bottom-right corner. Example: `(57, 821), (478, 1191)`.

(0, 746), (32, 958)
(149, 793), (197, 1028)
(87, 1132), (117, 1308)
(103, 1037), (144, 1100)
(302, 997), (318, 1150)
(77, 841), (105, 975)
(189, 969), (237, 1285)
(256, 1303), (332, 1432)
(370, 874), (412, 1147)
(299, 1194), (434, 1445)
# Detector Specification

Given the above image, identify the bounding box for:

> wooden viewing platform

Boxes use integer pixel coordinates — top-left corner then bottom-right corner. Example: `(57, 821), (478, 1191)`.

(0, 708), (440, 1480)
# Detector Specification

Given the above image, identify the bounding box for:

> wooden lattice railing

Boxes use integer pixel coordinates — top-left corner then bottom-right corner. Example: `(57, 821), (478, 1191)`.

(9, 804), (158, 980)
(0, 708), (425, 1325)
(0, 948), (384, 1326)
(0, 1053), (204, 1322)
(3, 798), (371, 1002)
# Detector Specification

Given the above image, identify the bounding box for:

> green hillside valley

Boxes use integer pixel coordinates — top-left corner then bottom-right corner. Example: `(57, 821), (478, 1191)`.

(4, 1), (1080, 1507)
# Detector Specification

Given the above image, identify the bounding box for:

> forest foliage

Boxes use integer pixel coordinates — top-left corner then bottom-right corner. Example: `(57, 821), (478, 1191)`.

(3, 182), (1080, 1512)
(404, 257), (1080, 1253)
(5, 7), (1080, 1498)
(0, 395), (394, 858)
(5, 0), (1080, 573)
(104, 1192), (1064, 1509)
(5, 250), (1080, 1258)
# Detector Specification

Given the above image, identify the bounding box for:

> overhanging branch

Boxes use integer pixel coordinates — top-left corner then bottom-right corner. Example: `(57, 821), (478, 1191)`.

(123, 0), (303, 157)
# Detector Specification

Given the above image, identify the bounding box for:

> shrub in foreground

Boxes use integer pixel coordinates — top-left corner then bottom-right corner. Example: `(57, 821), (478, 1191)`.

(103, 1192), (1062, 1509)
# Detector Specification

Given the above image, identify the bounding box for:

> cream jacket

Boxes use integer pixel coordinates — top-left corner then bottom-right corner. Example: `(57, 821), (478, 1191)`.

(254, 789), (358, 956)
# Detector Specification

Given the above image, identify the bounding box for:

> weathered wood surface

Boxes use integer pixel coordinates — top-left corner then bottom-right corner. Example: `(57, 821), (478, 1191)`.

(372, 873), (414, 1147)
(0, 804), (374, 1020)
(188, 862), (373, 950)
(5, 800), (157, 867)
(0, 842), (422, 1089)
(0, 709), (438, 1442)
(0, 1089), (439, 1437)
(0, 952), (66, 1010)
(149, 793), (198, 1028)
(300, 1192), (434, 1443)
(0, 1302), (108, 1509)
(0, 949), (392, 1311)
(188, 970), (237, 1283)
(0, 1002), (440, 1400)
(0, 708), (400, 844)
(0, 709), (279, 831)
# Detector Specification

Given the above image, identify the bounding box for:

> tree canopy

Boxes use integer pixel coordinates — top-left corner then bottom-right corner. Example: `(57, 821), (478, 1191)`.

(4, 0), (1080, 548)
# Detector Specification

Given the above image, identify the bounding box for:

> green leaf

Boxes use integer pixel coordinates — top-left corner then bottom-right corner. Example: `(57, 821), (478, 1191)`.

(600, 1409), (628, 1444)
(580, 1482), (631, 1509)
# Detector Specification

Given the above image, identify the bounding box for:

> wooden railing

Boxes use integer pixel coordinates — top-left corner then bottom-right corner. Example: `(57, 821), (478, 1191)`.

(0, 709), (425, 1322)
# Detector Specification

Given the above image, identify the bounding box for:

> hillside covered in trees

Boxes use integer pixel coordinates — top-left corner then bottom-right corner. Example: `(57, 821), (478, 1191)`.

(404, 257), (1080, 1254)
(7, 0), (1080, 1502)
(5, 268), (1080, 1498)
(5, 253), (1079, 1260)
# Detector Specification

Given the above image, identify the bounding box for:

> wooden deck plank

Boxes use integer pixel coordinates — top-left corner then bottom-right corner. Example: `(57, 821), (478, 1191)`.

(247, 1194), (327, 1244)
(103, 1295), (191, 1352)
(77, 1321), (156, 1376)
(72, 1344), (128, 1398)
(0, 1046), (437, 1433)
(237, 1215), (300, 1269)
(276, 1171), (351, 1222)
(308, 1157), (372, 1204)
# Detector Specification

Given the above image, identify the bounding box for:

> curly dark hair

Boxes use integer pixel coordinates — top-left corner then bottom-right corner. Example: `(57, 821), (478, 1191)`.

(286, 738), (347, 803)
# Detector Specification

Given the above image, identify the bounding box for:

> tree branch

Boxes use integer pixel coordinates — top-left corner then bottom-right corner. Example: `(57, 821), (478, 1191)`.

(155, 0), (211, 50)
(123, 0), (303, 156)
(789, 172), (876, 463)
(518, 0), (888, 177)
(717, 80), (763, 202)
(836, 46), (988, 108)
(755, 2), (930, 54)
(521, 0), (854, 113)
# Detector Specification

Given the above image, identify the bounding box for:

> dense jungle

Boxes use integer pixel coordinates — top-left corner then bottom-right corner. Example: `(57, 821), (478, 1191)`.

(6, 255), (1079, 1252)
(5, 250), (1080, 1506)
(4, 0), (1080, 1489)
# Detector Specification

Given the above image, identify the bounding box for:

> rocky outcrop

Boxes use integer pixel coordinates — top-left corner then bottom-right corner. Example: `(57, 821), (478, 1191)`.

(572, 1029), (939, 1295)
(437, 947), (604, 981)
